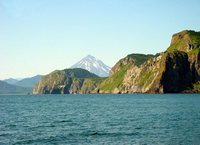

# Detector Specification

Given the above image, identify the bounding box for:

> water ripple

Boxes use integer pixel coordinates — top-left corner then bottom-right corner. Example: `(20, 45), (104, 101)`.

(0, 94), (200, 144)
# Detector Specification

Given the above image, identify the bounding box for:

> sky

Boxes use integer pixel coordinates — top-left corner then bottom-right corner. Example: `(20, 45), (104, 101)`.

(0, 0), (200, 79)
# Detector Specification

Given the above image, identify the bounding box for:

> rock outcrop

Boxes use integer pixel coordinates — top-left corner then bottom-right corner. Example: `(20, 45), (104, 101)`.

(33, 68), (102, 94)
(33, 30), (200, 94)
(97, 30), (200, 93)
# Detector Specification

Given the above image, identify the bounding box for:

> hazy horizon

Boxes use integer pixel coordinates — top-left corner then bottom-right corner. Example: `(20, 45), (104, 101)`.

(1, 0), (200, 79)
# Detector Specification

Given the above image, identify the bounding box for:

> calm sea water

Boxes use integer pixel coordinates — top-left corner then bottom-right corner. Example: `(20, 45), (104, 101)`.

(0, 94), (200, 145)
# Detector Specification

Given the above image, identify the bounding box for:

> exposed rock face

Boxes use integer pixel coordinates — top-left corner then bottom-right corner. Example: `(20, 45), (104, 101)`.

(33, 30), (200, 94)
(161, 51), (192, 93)
(97, 54), (158, 93)
(122, 54), (165, 93)
(170, 30), (200, 52)
(33, 68), (102, 94)
(98, 30), (200, 93)
(109, 56), (135, 76)
(162, 31), (200, 93)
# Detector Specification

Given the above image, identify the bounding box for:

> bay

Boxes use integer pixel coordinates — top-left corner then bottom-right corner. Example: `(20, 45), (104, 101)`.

(0, 94), (200, 145)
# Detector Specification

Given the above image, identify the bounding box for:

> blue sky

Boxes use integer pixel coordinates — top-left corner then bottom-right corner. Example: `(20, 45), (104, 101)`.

(0, 0), (200, 79)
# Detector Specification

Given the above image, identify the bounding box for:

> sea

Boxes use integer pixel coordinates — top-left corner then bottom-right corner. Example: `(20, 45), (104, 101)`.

(0, 94), (200, 145)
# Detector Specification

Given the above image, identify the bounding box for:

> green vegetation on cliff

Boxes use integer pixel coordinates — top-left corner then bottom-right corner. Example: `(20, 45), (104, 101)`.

(100, 64), (131, 92)
(63, 68), (99, 78)
(137, 69), (156, 87)
(192, 81), (200, 92)
(167, 30), (200, 54)
(162, 30), (200, 92)
(33, 68), (101, 94)
(126, 54), (154, 66)
(100, 30), (200, 93)
(99, 53), (155, 93)
(33, 30), (200, 94)
(81, 78), (103, 93)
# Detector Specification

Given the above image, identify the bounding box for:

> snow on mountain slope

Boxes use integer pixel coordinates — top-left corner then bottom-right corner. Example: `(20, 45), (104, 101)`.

(70, 55), (111, 77)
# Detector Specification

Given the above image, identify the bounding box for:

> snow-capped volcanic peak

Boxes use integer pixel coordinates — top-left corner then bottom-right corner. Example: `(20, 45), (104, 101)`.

(70, 55), (111, 77)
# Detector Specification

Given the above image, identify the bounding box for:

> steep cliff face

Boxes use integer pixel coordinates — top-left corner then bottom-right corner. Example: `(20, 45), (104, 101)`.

(33, 68), (102, 94)
(109, 54), (154, 76)
(122, 54), (165, 93)
(98, 30), (200, 93)
(33, 30), (200, 94)
(161, 51), (192, 93)
(162, 30), (200, 92)
(169, 30), (200, 53)
(98, 54), (157, 93)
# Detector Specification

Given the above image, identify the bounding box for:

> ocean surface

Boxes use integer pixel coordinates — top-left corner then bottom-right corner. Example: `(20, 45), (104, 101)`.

(0, 94), (200, 145)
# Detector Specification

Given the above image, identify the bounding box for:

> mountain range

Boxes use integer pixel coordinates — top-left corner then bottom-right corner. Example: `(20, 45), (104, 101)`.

(70, 55), (111, 77)
(0, 81), (31, 94)
(14, 75), (42, 88)
(0, 55), (110, 94)
(0, 75), (42, 94)
(33, 30), (200, 94)
(3, 78), (19, 85)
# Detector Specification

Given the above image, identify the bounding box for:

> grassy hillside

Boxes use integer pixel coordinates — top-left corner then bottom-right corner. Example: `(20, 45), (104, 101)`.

(167, 30), (200, 54)
(99, 53), (155, 93)
(126, 54), (154, 66)
(33, 68), (100, 94)
(99, 64), (130, 92)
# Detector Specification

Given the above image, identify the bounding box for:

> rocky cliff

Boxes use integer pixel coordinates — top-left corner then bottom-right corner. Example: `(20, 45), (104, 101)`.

(33, 30), (200, 94)
(33, 68), (102, 94)
(97, 30), (200, 93)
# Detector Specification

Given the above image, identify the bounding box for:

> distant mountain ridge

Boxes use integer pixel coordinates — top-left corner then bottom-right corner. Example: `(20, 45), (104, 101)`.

(3, 78), (19, 85)
(70, 55), (111, 77)
(2, 75), (42, 88)
(1, 75), (42, 94)
(15, 75), (42, 88)
(0, 80), (31, 94)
